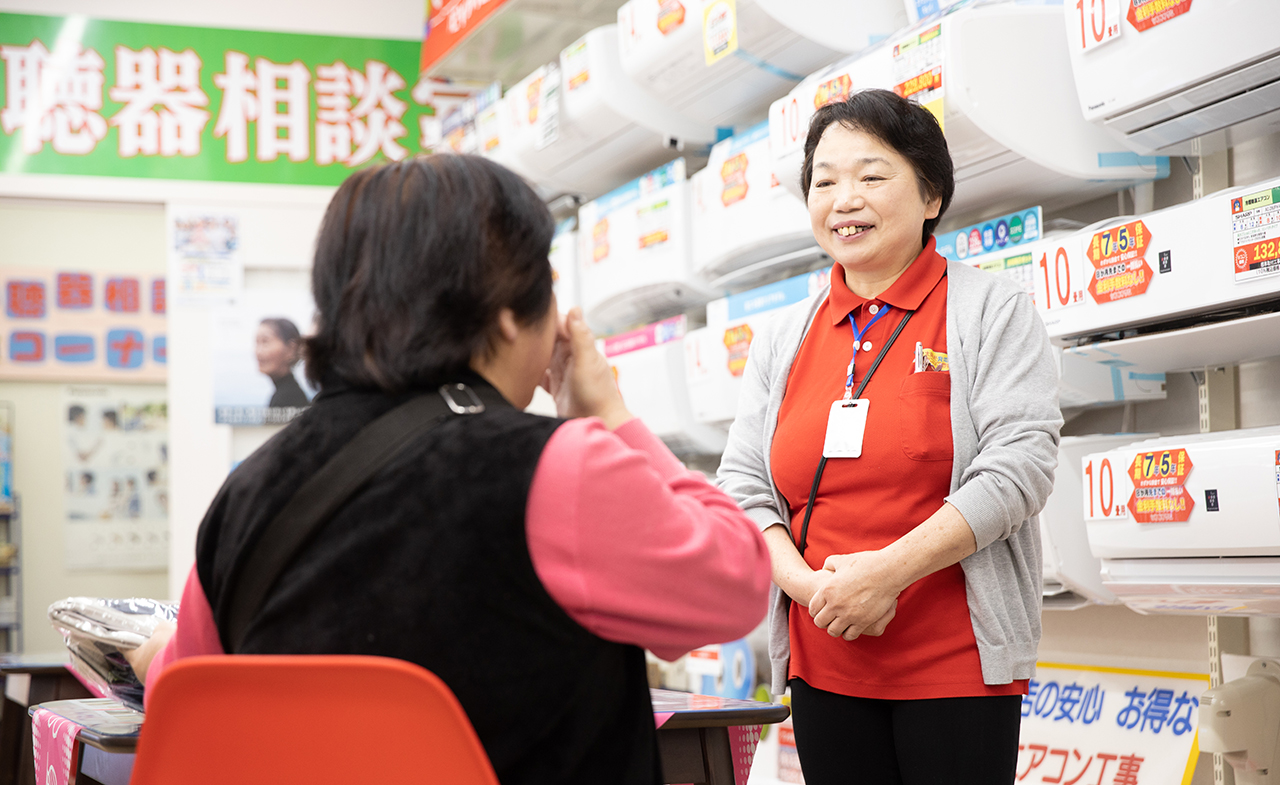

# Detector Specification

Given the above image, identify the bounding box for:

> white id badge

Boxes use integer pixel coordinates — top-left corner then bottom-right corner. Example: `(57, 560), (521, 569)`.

(823, 399), (869, 458)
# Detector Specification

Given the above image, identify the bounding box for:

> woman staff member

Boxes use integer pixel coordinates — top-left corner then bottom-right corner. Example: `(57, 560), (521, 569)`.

(718, 90), (1061, 782)
(127, 155), (771, 785)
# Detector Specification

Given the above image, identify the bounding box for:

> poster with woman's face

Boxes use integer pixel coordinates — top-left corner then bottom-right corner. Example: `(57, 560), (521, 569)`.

(210, 290), (317, 426)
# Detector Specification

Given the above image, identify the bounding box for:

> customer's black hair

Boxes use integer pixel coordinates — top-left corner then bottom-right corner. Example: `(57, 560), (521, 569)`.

(800, 88), (955, 246)
(305, 155), (555, 392)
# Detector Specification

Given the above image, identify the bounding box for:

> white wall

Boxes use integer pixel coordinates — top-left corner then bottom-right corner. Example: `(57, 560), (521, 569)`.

(0, 197), (170, 653)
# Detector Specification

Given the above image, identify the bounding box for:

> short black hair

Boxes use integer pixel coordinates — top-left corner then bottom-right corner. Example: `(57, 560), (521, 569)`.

(801, 89), (955, 246)
(69, 405), (85, 422)
(305, 155), (555, 392)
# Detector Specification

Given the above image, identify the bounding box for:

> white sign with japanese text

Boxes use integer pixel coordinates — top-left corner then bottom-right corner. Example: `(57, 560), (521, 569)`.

(1019, 662), (1207, 784)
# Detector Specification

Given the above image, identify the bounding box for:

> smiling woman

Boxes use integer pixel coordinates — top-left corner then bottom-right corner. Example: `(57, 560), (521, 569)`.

(717, 89), (1063, 785)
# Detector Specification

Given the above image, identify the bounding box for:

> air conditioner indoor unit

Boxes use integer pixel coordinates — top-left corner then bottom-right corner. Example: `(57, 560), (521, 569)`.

(767, 2), (1166, 220)
(955, 213), (1167, 408)
(1040, 434), (1156, 611)
(617, 0), (901, 132)
(503, 25), (717, 200)
(550, 220), (580, 312)
(755, 0), (909, 56)
(1065, 0), (1280, 155)
(690, 122), (820, 289)
(1082, 426), (1280, 616)
(604, 315), (728, 456)
(685, 269), (830, 431)
(1025, 174), (1280, 370)
(578, 159), (715, 333)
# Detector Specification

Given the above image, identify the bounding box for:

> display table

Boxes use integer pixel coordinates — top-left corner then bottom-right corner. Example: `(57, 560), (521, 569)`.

(0, 657), (93, 785)
(30, 689), (789, 785)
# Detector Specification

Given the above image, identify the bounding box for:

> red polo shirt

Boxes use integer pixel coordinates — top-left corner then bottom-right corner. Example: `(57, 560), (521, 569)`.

(772, 240), (1026, 700)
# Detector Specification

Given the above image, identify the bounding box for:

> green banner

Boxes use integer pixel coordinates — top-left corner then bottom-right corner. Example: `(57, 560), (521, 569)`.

(0, 13), (432, 186)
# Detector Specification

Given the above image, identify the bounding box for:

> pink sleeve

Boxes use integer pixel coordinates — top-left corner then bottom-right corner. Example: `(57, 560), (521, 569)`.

(526, 417), (771, 661)
(145, 564), (224, 708)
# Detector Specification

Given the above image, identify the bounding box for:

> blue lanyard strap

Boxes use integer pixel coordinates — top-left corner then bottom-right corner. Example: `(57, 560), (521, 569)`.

(843, 306), (891, 397)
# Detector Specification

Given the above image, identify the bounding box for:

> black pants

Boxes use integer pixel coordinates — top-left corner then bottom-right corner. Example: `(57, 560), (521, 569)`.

(789, 678), (1022, 785)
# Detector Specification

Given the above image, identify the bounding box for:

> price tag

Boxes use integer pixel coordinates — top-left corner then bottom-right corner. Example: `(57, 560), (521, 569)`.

(1070, 0), (1122, 53)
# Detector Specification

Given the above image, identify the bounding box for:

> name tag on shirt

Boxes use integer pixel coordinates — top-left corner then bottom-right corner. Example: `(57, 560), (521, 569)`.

(823, 399), (869, 458)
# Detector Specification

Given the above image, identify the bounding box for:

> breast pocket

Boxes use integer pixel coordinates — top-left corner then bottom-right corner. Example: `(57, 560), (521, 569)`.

(899, 372), (953, 462)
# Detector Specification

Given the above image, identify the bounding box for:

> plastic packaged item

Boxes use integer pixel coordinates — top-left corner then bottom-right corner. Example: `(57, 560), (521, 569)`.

(49, 596), (179, 711)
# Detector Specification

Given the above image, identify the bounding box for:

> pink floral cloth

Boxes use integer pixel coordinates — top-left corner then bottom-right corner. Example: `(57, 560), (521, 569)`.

(30, 707), (80, 785)
(652, 715), (762, 785)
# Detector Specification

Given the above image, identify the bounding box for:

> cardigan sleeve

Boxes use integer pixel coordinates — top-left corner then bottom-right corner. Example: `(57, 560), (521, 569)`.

(715, 318), (788, 532)
(525, 417), (772, 661)
(945, 288), (1063, 550)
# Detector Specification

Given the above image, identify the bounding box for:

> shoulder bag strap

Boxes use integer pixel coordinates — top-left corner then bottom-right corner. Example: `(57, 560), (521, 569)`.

(224, 382), (496, 652)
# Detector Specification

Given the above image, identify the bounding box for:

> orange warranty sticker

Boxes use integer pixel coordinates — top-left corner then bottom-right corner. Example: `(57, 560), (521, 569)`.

(592, 218), (610, 263)
(814, 74), (851, 109)
(657, 0), (686, 34)
(1087, 219), (1153, 304)
(723, 324), (753, 377)
(1127, 448), (1194, 523)
(720, 152), (748, 207)
(1127, 0), (1191, 32)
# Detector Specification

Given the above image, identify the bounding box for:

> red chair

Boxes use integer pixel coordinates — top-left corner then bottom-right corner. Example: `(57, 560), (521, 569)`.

(129, 655), (500, 785)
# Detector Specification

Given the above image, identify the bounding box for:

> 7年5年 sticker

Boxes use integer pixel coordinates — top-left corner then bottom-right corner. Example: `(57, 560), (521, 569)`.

(1230, 187), (1280, 283)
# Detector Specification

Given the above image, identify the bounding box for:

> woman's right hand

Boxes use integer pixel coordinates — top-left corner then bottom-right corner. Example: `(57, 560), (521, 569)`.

(544, 308), (633, 430)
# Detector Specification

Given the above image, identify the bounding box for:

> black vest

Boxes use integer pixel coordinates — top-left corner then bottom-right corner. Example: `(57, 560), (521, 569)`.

(196, 373), (660, 784)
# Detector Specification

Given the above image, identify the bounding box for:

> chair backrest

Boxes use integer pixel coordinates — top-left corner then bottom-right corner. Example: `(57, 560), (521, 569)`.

(129, 655), (500, 785)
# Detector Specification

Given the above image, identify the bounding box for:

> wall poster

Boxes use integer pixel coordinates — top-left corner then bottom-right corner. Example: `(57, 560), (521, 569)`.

(64, 386), (168, 571)
(210, 290), (317, 426)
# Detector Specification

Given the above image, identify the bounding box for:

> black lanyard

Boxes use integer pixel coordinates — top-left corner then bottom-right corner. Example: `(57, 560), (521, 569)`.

(794, 308), (915, 558)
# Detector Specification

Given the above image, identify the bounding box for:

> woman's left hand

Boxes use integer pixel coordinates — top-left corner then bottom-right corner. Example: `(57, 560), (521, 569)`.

(809, 551), (902, 641)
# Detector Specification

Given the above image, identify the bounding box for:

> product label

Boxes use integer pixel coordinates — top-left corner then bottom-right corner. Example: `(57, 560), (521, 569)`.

(720, 152), (749, 207)
(592, 218), (610, 263)
(1230, 187), (1280, 283)
(1086, 220), (1152, 303)
(702, 0), (738, 66)
(814, 74), (852, 109)
(658, 0), (686, 34)
(939, 207), (1042, 261)
(892, 23), (945, 131)
(979, 252), (1036, 298)
(1127, 0), (1192, 32)
(723, 324), (753, 377)
(564, 40), (590, 90)
(603, 315), (685, 357)
(1072, 0), (1122, 52)
(637, 200), (670, 249)
(1127, 448), (1194, 523)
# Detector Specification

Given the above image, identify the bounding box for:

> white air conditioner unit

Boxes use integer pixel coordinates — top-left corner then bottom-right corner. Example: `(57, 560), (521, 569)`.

(550, 221), (580, 312)
(685, 268), (830, 430)
(1083, 426), (1280, 616)
(767, 2), (1166, 219)
(604, 315), (728, 455)
(504, 26), (717, 199)
(617, 0), (897, 131)
(1041, 434), (1156, 610)
(1066, 0), (1280, 155)
(958, 220), (1167, 408)
(755, 0), (909, 56)
(904, 0), (969, 25)
(578, 159), (714, 332)
(1028, 175), (1280, 368)
(690, 123), (820, 288)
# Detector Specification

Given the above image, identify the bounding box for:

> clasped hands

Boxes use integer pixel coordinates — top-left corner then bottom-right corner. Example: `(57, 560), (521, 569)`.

(806, 551), (901, 642)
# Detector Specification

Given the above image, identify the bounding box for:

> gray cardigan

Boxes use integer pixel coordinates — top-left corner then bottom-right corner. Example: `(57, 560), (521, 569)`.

(716, 260), (1063, 695)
